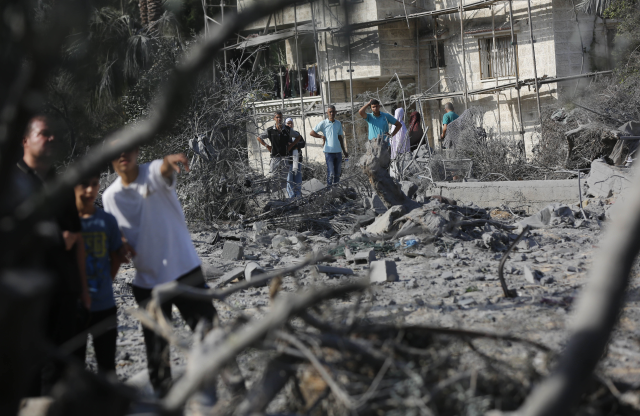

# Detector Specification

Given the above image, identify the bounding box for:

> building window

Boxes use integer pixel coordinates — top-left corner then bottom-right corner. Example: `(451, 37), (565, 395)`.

(429, 42), (445, 68)
(479, 35), (517, 79)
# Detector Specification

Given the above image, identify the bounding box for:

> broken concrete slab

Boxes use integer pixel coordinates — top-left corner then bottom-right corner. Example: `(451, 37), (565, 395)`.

(366, 205), (406, 235)
(369, 260), (399, 283)
(216, 267), (245, 287)
(302, 178), (326, 195)
(245, 262), (266, 284)
(584, 159), (632, 199)
(202, 263), (223, 278)
(221, 241), (244, 260)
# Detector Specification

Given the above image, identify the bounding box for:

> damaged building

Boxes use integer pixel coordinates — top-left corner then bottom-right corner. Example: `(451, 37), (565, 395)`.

(228, 0), (614, 171)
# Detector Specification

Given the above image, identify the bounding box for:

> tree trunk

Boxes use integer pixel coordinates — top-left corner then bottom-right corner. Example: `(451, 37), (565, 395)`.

(361, 136), (420, 212)
(138, 0), (148, 27)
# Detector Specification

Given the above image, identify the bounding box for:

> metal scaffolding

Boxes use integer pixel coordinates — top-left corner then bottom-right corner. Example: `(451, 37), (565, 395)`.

(241, 0), (613, 157)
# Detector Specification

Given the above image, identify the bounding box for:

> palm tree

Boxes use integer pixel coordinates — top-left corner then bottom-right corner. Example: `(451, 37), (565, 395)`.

(139, 0), (163, 26)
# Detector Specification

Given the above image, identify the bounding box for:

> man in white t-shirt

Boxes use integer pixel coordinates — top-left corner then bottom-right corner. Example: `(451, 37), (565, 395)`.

(102, 148), (216, 396)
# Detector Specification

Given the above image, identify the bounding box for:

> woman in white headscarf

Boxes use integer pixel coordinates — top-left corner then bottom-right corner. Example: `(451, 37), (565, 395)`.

(391, 107), (409, 159)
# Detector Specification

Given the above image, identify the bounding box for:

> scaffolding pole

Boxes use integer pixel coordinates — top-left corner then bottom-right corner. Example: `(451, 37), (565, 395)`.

(491, 4), (502, 137)
(294, 2), (309, 161)
(459, 0), (468, 110)
(527, 0), (543, 131)
(310, 2), (326, 116)
(416, 16), (420, 100)
(509, 0), (526, 153)
(348, 38), (356, 144)
(324, 32), (332, 104)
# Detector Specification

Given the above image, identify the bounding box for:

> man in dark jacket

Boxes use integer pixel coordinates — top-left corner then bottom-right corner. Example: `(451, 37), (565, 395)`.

(256, 111), (300, 192)
(8, 115), (90, 395)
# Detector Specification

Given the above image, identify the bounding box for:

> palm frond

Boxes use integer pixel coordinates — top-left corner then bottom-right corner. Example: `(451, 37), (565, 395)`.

(576, 0), (612, 16)
(125, 33), (152, 78)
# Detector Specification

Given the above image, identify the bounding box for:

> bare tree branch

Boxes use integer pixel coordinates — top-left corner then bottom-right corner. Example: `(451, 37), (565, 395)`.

(162, 280), (369, 411)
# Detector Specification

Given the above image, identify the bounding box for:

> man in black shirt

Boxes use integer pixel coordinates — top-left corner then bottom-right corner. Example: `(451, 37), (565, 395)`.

(256, 111), (300, 193)
(10, 115), (90, 395)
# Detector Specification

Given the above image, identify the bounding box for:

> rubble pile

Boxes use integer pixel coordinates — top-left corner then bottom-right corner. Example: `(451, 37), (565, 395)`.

(99, 167), (640, 415)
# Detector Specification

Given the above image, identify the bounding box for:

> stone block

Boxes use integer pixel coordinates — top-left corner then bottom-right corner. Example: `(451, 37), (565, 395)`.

(352, 249), (376, 265)
(369, 260), (399, 283)
(221, 242), (244, 261)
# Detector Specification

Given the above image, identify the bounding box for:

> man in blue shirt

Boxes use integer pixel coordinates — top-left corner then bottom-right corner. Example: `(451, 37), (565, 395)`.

(310, 105), (349, 186)
(358, 99), (403, 141)
(441, 102), (459, 143)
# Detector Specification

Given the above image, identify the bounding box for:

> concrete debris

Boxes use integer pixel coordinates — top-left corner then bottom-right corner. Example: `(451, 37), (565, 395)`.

(244, 262), (266, 284)
(363, 194), (388, 214)
(400, 181), (419, 199)
(353, 249), (377, 264)
(221, 241), (244, 260)
(523, 265), (543, 284)
(426, 195), (457, 206)
(517, 203), (575, 231)
(315, 265), (354, 275)
(271, 235), (289, 248)
(584, 159), (632, 199)
(202, 263), (223, 278)
(216, 267), (245, 287)
(366, 205), (406, 235)
(203, 231), (220, 245)
(369, 260), (399, 283)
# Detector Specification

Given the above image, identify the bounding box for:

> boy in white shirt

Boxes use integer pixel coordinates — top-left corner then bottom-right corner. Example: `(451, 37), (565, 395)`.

(102, 149), (215, 396)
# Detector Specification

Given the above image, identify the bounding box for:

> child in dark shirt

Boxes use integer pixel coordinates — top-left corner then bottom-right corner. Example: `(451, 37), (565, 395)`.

(74, 174), (128, 374)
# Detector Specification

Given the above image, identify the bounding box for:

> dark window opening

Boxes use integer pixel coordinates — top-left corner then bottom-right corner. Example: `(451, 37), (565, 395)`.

(429, 42), (445, 68)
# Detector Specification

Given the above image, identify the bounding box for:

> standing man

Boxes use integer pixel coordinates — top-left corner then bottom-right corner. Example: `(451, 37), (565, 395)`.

(358, 99), (403, 141)
(102, 149), (241, 397)
(256, 111), (300, 193)
(11, 115), (91, 395)
(440, 102), (459, 144)
(310, 105), (349, 186)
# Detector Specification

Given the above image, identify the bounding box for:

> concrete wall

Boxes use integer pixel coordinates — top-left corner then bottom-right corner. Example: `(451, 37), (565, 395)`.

(434, 179), (579, 213)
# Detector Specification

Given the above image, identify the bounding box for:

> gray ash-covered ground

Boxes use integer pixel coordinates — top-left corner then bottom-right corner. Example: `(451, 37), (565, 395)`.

(86, 193), (640, 414)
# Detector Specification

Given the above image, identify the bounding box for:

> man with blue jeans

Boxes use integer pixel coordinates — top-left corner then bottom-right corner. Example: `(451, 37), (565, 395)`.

(310, 106), (349, 186)
(359, 99), (403, 141)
